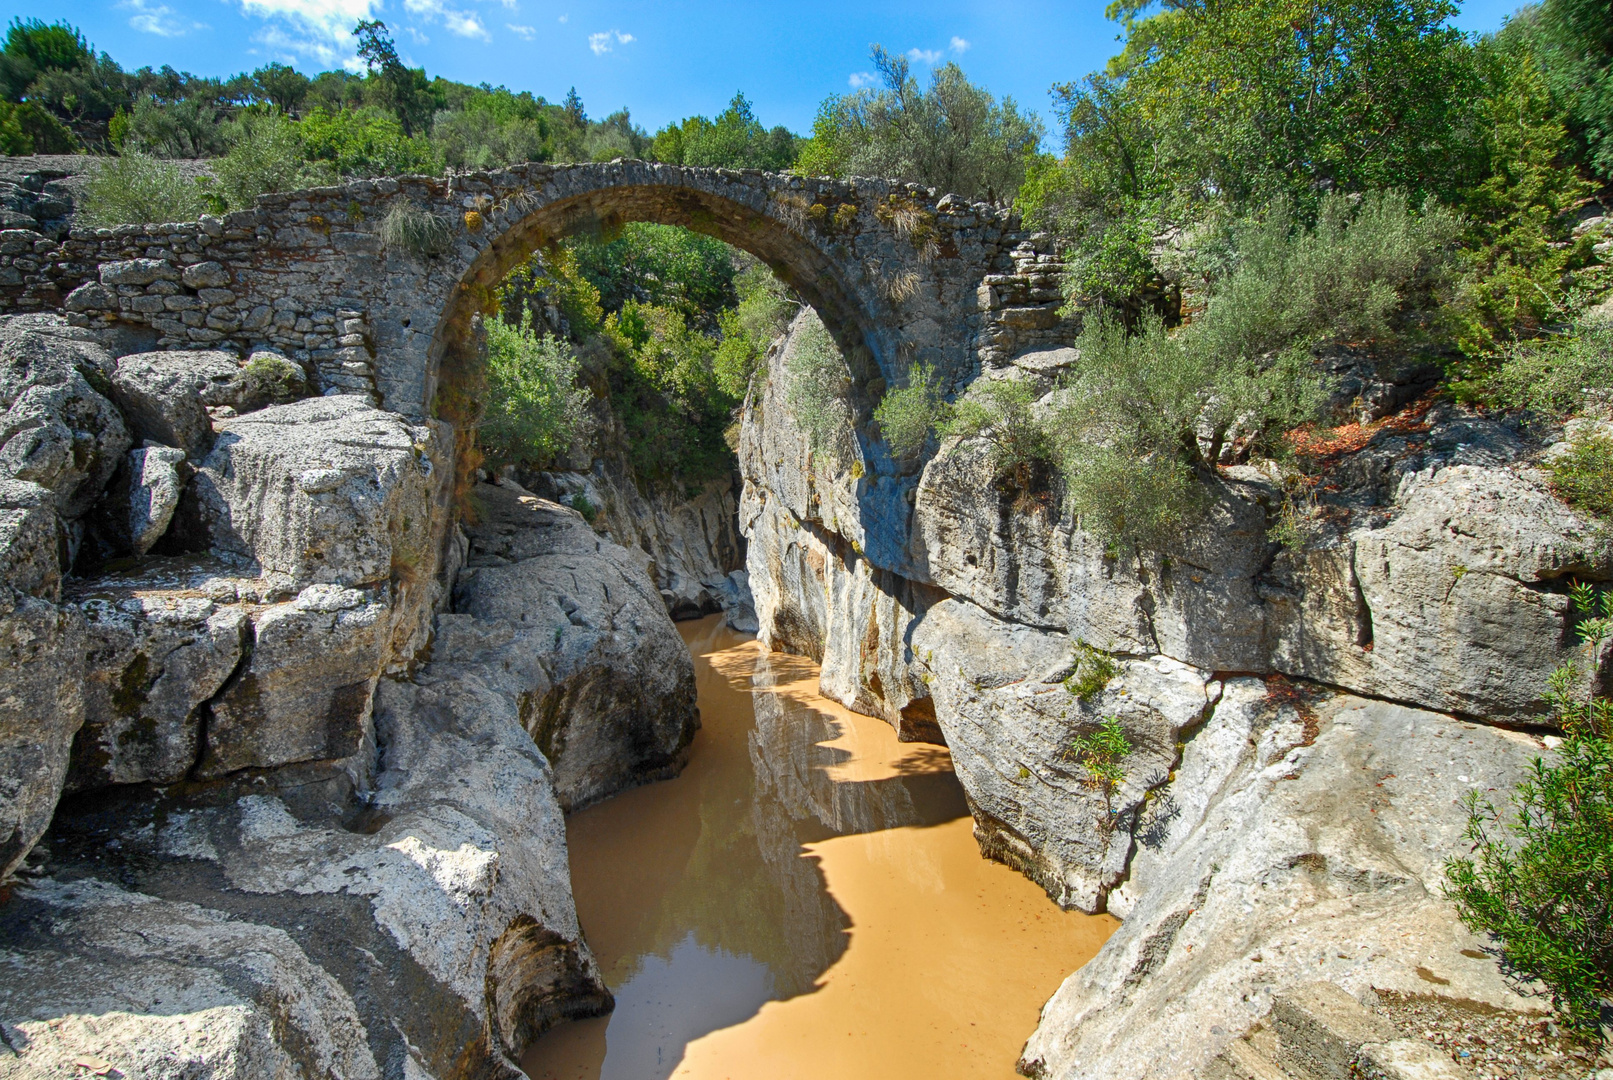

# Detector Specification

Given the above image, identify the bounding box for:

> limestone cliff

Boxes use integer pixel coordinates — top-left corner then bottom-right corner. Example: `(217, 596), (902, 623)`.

(738, 311), (1604, 1077)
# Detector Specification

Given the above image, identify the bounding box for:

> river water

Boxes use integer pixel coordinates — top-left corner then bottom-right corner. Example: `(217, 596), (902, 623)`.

(522, 615), (1117, 1080)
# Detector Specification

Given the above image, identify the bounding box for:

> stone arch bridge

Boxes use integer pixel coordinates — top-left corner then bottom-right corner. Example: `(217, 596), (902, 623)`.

(0, 162), (1073, 432)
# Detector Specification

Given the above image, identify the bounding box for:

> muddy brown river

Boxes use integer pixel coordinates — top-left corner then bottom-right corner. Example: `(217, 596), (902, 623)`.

(522, 615), (1117, 1080)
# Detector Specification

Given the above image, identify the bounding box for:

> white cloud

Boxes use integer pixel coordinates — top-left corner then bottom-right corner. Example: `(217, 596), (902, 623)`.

(235, 0), (377, 67)
(848, 71), (875, 88)
(404, 24), (429, 43)
(588, 28), (633, 54)
(950, 36), (969, 53)
(506, 22), (535, 39)
(122, 0), (206, 36)
(403, 0), (489, 41)
(558, 13), (568, 22)
(906, 47), (942, 64)
(443, 9), (489, 39)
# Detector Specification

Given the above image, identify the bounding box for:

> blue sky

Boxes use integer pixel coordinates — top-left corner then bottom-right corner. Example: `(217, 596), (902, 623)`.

(10, 0), (1524, 140)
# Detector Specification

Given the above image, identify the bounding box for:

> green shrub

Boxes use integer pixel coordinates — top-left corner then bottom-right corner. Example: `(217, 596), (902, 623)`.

(1064, 641), (1118, 702)
(77, 153), (209, 227)
(380, 202), (455, 258)
(1548, 434), (1613, 519)
(940, 376), (1052, 485)
(1445, 584), (1613, 1038)
(1072, 715), (1132, 810)
(1052, 191), (1451, 549)
(714, 262), (796, 398)
(235, 353), (308, 411)
(568, 492), (598, 523)
(1458, 318), (1613, 417)
(783, 312), (851, 451)
(873, 362), (948, 459)
(479, 311), (588, 466)
(211, 110), (329, 211)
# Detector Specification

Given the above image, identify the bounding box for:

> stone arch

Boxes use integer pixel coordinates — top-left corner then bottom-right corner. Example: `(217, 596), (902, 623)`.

(427, 175), (898, 408)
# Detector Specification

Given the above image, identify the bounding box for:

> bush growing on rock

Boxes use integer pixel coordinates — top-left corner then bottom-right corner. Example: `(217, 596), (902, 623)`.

(873, 362), (947, 459)
(1446, 584), (1613, 1038)
(783, 312), (852, 453)
(77, 152), (209, 227)
(940, 377), (1052, 488)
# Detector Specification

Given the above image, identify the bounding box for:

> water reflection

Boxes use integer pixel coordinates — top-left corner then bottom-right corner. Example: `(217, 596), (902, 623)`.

(523, 616), (1110, 1080)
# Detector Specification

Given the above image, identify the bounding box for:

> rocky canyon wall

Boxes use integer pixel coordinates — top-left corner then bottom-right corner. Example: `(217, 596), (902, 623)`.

(739, 311), (1603, 1078)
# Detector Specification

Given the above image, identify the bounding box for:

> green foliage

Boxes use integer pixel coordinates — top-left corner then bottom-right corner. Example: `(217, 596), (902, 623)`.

(714, 262), (796, 397)
(501, 245), (604, 339)
(1053, 192), (1451, 549)
(0, 98), (71, 152)
(1548, 434), (1613, 519)
(297, 106), (439, 177)
(568, 492), (598, 523)
(210, 109), (330, 211)
(941, 377), (1052, 486)
(604, 299), (739, 482)
(1072, 715), (1132, 803)
(652, 93), (799, 170)
(874, 362), (949, 459)
(78, 152), (208, 227)
(1520, 0), (1613, 181)
(118, 94), (228, 158)
(479, 310), (588, 467)
(783, 312), (852, 452)
(799, 46), (1044, 202)
(1064, 642), (1118, 702)
(568, 223), (738, 327)
(1445, 585), (1613, 1038)
(0, 18), (91, 103)
(1457, 316), (1613, 416)
(379, 202), (455, 258)
(234, 353), (308, 411)
(431, 87), (557, 169)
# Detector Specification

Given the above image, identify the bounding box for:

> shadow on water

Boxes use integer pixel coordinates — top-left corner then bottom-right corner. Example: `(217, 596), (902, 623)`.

(522, 615), (969, 1080)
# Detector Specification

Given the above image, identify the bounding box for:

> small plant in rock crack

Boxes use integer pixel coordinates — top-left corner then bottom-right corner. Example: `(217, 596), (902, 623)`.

(1445, 581), (1613, 1041)
(1072, 715), (1132, 817)
(1063, 641), (1118, 702)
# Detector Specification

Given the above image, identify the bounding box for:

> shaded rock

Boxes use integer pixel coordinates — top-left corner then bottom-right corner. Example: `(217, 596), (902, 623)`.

(0, 321), (128, 518)
(98, 259), (180, 287)
(0, 877), (381, 1080)
(456, 482), (699, 810)
(197, 584), (392, 779)
(913, 597), (1216, 912)
(22, 642), (610, 1080)
(189, 396), (449, 590)
(1019, 685), (1549, 1080)
(66, 565), (247, 791)
(0, 587), (83, 881)
(109, 350), (238, 458)
(128, 445), (186, 555)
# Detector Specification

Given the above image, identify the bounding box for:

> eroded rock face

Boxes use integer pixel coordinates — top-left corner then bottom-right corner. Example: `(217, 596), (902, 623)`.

(455, 482), (699, 810)
(913, 598), (1217, 912)
(0, 587), (82, 882)
(1017, 686), (1549, 1080)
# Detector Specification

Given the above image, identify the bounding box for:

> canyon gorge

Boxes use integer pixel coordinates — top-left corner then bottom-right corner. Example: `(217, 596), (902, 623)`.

(0, 157), (1604, 1080)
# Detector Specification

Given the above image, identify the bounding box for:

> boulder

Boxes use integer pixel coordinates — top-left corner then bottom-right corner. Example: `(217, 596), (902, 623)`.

(110, 350), (239, 458)
(188, 396), (450, 590)
(196, 584), (393, 779)
(67, 564), (247, 791)
(0, 320), (128, 518)
(913, 597), (1217, 912)
(0, 877), (381, 1080)
(0, 586), (83, 881)
(127, 445), (186, 555)
(454, 482), (699, 810)
(12, 648), (611, 1080)
(1018, 685), (1550, 1080)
